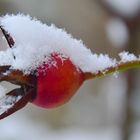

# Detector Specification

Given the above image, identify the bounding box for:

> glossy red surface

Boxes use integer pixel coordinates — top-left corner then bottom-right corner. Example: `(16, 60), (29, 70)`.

(32, 54), (85, 108)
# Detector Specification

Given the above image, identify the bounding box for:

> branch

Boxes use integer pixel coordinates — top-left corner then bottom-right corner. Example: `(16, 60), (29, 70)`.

(85, 59), (140, 80)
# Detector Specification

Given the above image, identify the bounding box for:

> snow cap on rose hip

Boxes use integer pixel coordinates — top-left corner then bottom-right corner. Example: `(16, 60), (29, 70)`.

(0, 14), (116, 119)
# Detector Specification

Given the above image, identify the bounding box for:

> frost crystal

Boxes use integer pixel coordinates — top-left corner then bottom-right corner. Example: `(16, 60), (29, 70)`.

(0, 14), (116, 74)
(119, 51), (138, 62)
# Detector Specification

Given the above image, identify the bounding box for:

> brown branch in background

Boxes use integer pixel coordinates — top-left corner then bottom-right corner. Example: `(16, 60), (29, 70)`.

(84, 60), (140, 80)
(95, 1), (140, 140)
(122, 24), (140, 140)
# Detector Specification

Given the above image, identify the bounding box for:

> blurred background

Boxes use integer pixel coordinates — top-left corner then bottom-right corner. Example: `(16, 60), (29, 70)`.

(0, 0), (140, 140)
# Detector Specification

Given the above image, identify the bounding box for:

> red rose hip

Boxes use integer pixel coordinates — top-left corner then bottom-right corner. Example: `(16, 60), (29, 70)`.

(33, 54), (85, 108)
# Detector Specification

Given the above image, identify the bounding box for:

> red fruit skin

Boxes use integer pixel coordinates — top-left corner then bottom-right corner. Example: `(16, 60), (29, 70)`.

(32, 54), (85, 108)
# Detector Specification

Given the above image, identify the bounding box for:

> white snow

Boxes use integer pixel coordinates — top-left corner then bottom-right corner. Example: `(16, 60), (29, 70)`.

(104, 0), (140, 18)
(0, 14), (116, 74)
(0, 94), (22, 115)
(106, 18), (129, 48)
(0, 85), (6, 98)
(0, 49), (13, 65)
(119, 51), (138, 62)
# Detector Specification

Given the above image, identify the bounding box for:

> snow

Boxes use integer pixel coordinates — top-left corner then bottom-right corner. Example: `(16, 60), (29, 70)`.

(0, 14), (116, 74)
(0, 94), (22, 115)
(104, 0), (140, 18)
(106, 18), (129, 48)
(0, 85), (6, 98)
(0, 49), (13, 65)
(119, 51), (138, 62)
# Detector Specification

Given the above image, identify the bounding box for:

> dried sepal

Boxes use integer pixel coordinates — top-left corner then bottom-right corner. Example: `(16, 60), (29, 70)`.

(0, 88), (32, 120)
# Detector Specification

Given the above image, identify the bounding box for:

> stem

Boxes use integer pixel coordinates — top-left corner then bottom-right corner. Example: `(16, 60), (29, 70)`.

(84, 59), (140, 80)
